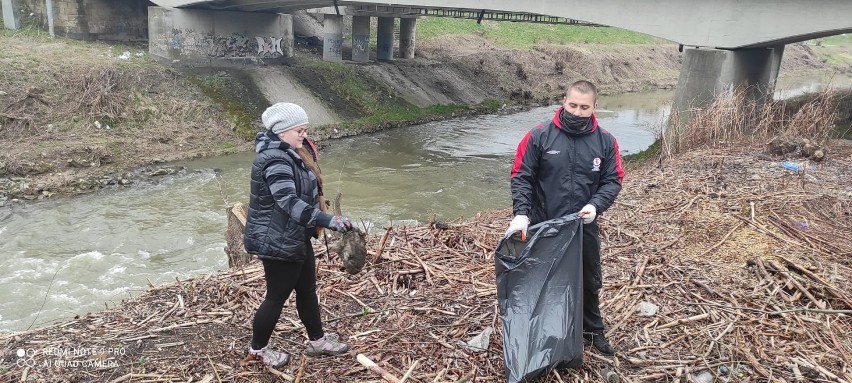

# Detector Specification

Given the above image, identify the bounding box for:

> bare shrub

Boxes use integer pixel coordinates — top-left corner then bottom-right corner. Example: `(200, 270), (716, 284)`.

(0, 88), (48, 139)
(61, 65), (133, 122)
(1, 64), (138, 140)
(783, 93), (838, 143)
(665, 87), (839, 157)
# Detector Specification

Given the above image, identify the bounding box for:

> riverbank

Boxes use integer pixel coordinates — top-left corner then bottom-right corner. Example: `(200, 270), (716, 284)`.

(2, 21), (851, 203)
(2, 140), (850, 382)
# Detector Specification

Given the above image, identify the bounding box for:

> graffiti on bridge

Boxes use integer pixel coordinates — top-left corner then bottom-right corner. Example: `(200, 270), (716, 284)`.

(163, 30), (288, 58)
(352, 36), (369, 54)
(323, 34), (343, 56)
(255, 37), (285, 56)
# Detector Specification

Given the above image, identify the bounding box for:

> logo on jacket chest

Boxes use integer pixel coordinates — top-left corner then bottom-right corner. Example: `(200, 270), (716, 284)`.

(592, 157), (601, 172)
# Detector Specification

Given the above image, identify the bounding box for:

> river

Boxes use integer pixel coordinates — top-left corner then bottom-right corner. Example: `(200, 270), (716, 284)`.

(0, 77), (848, 333)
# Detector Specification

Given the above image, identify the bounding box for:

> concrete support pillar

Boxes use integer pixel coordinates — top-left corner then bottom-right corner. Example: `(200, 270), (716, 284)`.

(149, 6), (295, 65)
(322, 14), (343, 62)
(2, 0), (18, 30)
(45, 0), (55, 37)
(671, 48), (730, 115)
(672, 47), (780, 116)
(376, 16), (394, 61)
(399, 18), (416, 59)
(768, 45), (785, 93)
(727, 48), (775, 104)
(669, 46), (782, 152)
(281, 14), (295, 58)
(351, 15), (370, 62)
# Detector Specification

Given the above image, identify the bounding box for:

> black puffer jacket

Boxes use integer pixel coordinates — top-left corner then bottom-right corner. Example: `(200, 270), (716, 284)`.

(244, 131), (333, 262)
(511, 108), (625, 225)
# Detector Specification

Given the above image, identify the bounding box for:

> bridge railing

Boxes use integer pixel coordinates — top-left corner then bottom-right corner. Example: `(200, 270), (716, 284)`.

(418, 8), (599, 26)
(345, 5), (599, 26)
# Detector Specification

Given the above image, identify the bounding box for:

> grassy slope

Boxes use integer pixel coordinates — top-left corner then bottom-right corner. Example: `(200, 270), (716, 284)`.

(818, 34), (852, 46)
(0, 26), (234, 140)
(0, 26), (245, 197)
(188, 69), (270, 140)
(415, 18), (663, 47)
(289, 56), (501, 136)
(416, 18), (851, 78)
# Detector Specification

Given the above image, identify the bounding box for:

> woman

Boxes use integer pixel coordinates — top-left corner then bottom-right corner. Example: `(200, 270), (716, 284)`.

(243, 102), (352, 366)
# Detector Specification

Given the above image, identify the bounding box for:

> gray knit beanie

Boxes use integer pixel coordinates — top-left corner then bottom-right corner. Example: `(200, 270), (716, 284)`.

(262, 102), (309, 134)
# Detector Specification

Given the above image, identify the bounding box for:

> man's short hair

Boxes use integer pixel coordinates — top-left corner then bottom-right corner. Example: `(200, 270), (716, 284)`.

(567, 80), (598, 102)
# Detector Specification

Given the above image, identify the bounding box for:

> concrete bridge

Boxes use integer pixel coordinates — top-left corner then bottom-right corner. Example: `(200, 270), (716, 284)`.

(4, 0), (851, 115)
(144, 0), (852, 115)
(152, 0), (852, 49)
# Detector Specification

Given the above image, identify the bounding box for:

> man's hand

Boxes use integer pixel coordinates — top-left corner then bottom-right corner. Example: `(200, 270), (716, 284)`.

(328, 215), (353, 232)
(504, 215), (529, 239)
(579, 204), (597, 224)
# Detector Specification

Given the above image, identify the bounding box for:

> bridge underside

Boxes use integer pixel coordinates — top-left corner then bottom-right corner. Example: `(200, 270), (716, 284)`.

(159, 0), (329, 13)
(153, 0), (852, 49)
(739, 28), (852, 49)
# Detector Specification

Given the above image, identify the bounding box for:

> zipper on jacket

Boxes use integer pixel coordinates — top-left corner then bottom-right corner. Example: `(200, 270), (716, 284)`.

(569, 136), (576, 212)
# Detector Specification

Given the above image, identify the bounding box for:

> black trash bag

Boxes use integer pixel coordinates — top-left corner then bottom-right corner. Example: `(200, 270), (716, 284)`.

(495, 214), (584, 383)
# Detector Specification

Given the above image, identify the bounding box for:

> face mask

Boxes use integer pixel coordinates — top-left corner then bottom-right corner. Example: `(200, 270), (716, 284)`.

(560, 109), (592, 131)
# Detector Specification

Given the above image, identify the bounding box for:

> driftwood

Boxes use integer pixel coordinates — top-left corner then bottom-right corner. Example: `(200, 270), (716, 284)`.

(225, 202), (252, 268)
(357, 353), (402, 383)
(3, 144), (851, 383)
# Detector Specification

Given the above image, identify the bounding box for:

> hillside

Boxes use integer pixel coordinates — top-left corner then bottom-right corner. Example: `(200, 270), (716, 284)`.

(2, 20), (851, 204)
(0, 29), (248, 203)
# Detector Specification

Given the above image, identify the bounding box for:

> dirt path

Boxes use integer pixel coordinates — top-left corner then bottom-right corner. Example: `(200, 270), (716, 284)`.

(248, 66), (340, 126)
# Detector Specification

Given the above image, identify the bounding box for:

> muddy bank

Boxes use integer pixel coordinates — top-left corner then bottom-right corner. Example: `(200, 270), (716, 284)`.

(418, 37), (844, 104)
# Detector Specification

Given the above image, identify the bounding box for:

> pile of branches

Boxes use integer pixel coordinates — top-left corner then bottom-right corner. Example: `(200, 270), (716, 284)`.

(61, 65), (134, 123)
(1, 66), (129, 140)
(2, 143), (850, 382)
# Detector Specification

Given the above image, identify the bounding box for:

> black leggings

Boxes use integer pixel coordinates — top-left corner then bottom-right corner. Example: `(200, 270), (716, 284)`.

(251, 250), (324, 350)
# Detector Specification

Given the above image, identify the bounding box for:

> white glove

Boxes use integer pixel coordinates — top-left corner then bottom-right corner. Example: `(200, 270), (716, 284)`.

(579, 204), (597, 224)
(504, 215), (529, 239)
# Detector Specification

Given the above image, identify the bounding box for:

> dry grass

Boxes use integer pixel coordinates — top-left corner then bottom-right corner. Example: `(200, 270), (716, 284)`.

(0, 33), (248, 198)
(61, 66), (134, 123)
(665, 88), (840, 157)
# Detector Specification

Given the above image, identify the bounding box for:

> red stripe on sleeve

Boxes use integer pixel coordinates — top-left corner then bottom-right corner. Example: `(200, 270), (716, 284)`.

(612, 136), (625, 184)
(511, 131), (533, 178)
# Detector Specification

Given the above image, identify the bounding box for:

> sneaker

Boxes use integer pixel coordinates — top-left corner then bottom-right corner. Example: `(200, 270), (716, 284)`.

(583, 332), (616, 355)
(248, 344), (290, 367)
(305, 333), (349, 356)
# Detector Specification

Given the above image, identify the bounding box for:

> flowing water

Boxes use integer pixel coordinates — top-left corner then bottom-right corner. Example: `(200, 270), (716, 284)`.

(0, 77), (847, 332)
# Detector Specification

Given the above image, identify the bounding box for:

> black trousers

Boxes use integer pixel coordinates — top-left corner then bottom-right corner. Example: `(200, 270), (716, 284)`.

(251, 246), (324, 350)
(582, 222), (605, 334)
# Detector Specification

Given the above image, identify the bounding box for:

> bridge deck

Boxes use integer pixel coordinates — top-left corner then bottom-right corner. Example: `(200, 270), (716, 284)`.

(150, 0), (852, 48)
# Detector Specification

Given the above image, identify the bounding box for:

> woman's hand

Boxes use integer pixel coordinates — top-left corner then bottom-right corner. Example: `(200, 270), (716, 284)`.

(328, 216), (353, 232)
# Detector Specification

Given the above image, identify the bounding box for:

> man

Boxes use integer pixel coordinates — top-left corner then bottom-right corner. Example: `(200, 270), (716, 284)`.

(505, 80), (624, 355)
